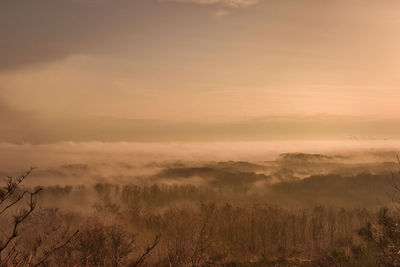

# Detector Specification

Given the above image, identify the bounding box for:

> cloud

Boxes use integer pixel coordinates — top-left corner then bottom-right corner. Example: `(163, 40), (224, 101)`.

(0, 0), (104, 71)
(0, 0), (259, 71)
(166, 0), (259, 8)
(214, 10), (230, 17)
(0, 0), (167, 71)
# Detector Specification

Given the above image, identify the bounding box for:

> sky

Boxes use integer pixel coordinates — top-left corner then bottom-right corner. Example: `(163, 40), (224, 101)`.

(1, 0), (400, 143)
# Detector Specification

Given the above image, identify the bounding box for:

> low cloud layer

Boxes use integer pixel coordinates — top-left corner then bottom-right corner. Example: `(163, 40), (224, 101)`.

(1, 140), (399, 174)
(2, 143), (398, 208)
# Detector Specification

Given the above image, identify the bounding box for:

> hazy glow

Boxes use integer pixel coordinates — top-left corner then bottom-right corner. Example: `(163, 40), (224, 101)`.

(1, 0), (399, 142)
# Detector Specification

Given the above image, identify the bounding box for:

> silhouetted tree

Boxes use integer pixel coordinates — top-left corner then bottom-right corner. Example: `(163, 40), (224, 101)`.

(0, 168), (78, 266)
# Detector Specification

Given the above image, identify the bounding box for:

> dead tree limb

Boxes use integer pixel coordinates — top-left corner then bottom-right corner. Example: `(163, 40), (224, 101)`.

(0, 168), (35, 207)
(33, 230), (79, 267)
(0, 188), (42, 252)
(130, 234), (161, 267)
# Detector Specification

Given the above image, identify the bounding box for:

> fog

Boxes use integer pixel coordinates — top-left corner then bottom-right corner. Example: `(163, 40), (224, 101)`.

(1, 140), (399, 208)
(2, 141), (400, 265)
(2, 140), (399, 169)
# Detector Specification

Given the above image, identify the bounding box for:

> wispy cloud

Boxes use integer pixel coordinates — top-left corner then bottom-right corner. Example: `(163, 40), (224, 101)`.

(166, 0), (259, 8)
(214, 10), (230, 17)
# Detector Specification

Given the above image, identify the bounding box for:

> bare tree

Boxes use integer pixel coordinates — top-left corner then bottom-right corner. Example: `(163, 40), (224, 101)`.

(0, 168), (78, 266)
(0, 168), (40, 254)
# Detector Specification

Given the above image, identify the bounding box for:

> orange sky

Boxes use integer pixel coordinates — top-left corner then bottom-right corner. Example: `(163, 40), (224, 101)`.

(0, 0), (399, 143)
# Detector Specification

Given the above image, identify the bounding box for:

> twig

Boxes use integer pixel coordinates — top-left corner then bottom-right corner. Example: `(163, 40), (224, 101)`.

(0, 188), (42, 252)
(33, 230), (79, 267)
(130, 234), (161, 267)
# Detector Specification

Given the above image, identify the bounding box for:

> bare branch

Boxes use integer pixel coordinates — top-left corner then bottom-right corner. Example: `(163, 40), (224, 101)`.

(0, 167), (35, 207)
(33, 230), (79, 267)
(0, 188), (42, 252)
(0, 191), (29, 216)
(130, 234), (160, 267)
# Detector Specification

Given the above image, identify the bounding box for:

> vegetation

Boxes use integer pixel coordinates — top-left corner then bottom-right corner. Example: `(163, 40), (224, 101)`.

(1, 154), (400, 266)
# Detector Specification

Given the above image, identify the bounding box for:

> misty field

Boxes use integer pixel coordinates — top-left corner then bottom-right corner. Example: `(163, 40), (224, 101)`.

(1, 143), (400, 266)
